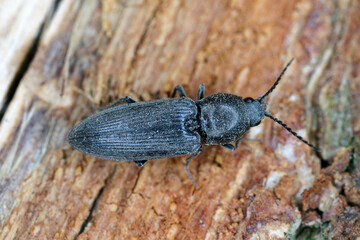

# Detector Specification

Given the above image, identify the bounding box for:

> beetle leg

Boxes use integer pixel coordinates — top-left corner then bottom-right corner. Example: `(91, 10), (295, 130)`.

(197, 84), (205, 100)
(134, 160), (148, 167)
(171, 85), (186, 98)
(222, 138), (243, 151)
(185, 146), (202, 188)
(107, 96), (136, 108)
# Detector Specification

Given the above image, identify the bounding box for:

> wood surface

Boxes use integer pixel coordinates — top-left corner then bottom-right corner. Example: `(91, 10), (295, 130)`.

(0, 0), (359, 239)
(0, 0), (55, 112)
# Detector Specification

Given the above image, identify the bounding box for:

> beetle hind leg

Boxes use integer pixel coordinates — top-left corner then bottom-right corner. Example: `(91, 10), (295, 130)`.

(185, 146), (202, 188)
(134, 160), (148, 167)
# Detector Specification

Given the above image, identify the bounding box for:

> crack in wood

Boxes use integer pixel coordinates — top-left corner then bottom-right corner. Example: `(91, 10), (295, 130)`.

(77, 186), (105, 237)
(130, 166), (144, 195)
(0, 0), (63, 122)
(76, 166), (117, 238)
(0, 26), (43, 122)
(130, 0), (163, 68)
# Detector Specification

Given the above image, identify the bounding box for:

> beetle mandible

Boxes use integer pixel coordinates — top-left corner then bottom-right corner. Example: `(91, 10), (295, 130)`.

(68, 59), (319, 188)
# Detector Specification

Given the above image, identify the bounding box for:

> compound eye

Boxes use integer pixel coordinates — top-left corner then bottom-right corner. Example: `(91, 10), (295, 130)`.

(244, 97), (254, 103)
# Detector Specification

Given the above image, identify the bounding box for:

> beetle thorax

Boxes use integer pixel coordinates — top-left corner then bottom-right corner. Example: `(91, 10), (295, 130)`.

(197, 93), (250, 145)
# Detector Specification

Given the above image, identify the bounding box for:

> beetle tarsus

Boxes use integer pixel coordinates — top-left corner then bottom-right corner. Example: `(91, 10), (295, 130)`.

(198, 84), (205, 100)
(171, 85), (187, 98)
(107, 96), (136, 109)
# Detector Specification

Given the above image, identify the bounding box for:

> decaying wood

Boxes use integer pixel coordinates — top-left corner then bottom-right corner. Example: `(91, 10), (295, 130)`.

(0, 0), (359, 239)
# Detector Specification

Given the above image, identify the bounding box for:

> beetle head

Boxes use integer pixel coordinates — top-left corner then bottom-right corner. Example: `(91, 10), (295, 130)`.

(244, 97), (266, 127)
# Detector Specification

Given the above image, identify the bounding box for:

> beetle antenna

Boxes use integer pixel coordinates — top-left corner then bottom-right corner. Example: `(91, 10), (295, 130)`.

(264, 112), (320, 152)
(259, 58), (294, 103)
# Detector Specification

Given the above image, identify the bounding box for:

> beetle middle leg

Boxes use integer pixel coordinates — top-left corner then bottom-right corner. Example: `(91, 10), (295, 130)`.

(185, 146), (202, 188)
(107, 96), (136, 109)
(171, 85), (186, 98)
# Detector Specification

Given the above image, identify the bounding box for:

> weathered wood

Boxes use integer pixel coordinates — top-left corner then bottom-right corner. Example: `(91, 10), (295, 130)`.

(0, 0), (359, 239)
(0, 0), (55, 111)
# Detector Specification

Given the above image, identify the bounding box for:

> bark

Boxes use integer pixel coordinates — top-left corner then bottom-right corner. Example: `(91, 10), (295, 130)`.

(0, 0), (359, 239)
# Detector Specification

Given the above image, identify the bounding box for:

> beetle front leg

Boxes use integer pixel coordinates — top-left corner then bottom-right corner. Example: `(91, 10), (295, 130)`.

(171, 85), (187, 98)
(107, 96), (136, 109)
(185, 146), (202, 188)
(222, 138), (243, 151)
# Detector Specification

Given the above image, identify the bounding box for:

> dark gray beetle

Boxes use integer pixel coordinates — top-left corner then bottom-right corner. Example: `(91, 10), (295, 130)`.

(68, 59), (319, 187)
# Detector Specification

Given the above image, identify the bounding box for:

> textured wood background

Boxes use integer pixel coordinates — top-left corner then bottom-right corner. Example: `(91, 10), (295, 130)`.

(0, 0), (359, 239)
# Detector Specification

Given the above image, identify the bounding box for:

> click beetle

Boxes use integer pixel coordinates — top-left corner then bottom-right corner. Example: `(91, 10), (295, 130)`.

(68, 59), (319, 188)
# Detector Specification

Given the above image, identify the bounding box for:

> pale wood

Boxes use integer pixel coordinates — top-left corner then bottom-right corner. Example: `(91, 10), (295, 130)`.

(0, 0), (55, 110)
